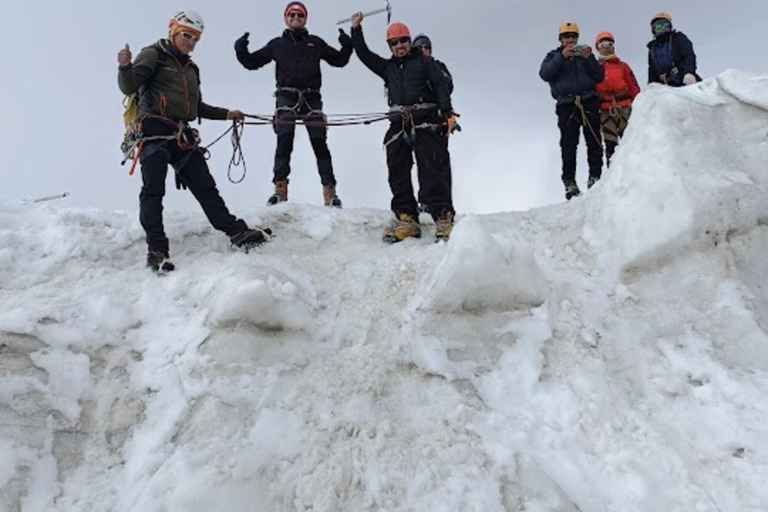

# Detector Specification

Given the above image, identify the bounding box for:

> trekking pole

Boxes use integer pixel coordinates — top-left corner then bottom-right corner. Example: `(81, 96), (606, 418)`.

(28, 192), (70, 204)
(336, 0), (391, 25)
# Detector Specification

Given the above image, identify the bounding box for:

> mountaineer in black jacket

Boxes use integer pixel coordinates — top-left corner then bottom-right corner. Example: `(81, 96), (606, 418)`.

(540, 22), (605, 200)
(647, 13), (702, 87)
(350, 13), (454, 243)
(234, 2), (353, 207)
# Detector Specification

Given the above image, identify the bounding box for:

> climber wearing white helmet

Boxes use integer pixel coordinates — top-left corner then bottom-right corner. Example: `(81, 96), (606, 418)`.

(116, 11), (271, 272)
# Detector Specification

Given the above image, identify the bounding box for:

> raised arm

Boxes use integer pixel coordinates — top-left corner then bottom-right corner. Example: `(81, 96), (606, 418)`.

(118, 45), (160, 95)
(585, 54), (605, 83)
(539, 50), (565, 82)
(234, 33), (274, 71)
(320, 31), (353, 68)
(350, 25), (388, 79)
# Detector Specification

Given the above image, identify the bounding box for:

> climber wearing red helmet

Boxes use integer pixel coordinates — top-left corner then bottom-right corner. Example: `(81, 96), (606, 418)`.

(594, 31), (641, 166)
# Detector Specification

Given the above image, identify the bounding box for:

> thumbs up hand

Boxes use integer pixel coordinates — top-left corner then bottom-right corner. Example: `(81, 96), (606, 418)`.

(118, 43), (132, 67)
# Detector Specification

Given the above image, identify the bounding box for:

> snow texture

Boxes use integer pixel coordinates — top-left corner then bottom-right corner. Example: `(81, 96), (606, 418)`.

(1, 71), (768, 512)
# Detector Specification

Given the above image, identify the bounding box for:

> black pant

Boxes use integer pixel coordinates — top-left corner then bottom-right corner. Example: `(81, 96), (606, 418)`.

(139, 143), (246, 253)
(418, 136), (453, 207)
(556, 99), (603, 183)
(273, 92), (335, 186)
(385, 122), (451, 220)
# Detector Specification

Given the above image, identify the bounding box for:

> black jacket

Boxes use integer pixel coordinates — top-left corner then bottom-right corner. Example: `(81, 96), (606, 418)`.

(434, 58), (454, 95)
(540, 48), (605, 106)
(351, 26), (452, 116)
(647, 31), (701, 86)
(234, 28), (352, 90)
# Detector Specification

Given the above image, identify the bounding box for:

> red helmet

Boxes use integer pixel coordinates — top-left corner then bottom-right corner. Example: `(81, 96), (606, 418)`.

(595, 31), (615, 45)
(386, 22), (410, 41)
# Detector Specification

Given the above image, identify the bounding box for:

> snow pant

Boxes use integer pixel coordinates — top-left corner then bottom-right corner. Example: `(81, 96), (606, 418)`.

(600, 107), (631, 166)
(556, 97), (603, 184)
(418, 136), (453, 208)
(384, 122), (452, 220)
(273, 91), (336, 186)
(139, 141), (247, 253)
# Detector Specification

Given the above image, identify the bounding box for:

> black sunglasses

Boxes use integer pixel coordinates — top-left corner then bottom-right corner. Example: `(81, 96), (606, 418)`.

(388, 37), (410, 47)
(288, 12), (305, 19)
(419, 44), (431, 50)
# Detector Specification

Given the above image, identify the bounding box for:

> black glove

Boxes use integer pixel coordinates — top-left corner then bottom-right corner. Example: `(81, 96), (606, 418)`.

(175, 173), (187, 191)
(338, 28), (353, 48)
(234, 32), (250, 51)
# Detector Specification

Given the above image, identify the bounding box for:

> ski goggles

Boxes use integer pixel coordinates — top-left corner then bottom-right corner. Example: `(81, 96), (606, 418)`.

(180, 31), (201, 43)
(597, 40), (614, 50)
(388, 37), (410, 47)
(652, 20), (672, 33)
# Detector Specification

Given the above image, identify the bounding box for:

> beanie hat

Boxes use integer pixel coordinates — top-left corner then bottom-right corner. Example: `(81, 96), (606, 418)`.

(285, 2), (307, 17)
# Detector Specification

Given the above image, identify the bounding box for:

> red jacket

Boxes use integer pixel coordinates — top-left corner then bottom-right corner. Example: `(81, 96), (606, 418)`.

(596, 56), (641, 110)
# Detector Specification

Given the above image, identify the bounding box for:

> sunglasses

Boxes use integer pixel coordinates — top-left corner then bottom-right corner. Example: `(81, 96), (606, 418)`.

(388, 37), (410, 47)
(560, 33), (579, 40)
(419, 44), (431, 51)
(287, 11), (305, 19)
(180, 31), (200, 43)
(597, 40), (614, 49)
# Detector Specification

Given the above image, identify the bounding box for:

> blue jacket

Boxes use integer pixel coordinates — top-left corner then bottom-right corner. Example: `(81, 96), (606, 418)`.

(647, 31), (701, 86)
(540, 48), (605, 105)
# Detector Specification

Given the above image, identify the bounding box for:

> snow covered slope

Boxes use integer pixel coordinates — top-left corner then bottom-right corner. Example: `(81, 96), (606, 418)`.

(1, 70), (768, 512)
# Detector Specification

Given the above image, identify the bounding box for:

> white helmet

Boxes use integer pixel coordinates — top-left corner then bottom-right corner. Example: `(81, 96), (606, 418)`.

(169, 10), (205, 34)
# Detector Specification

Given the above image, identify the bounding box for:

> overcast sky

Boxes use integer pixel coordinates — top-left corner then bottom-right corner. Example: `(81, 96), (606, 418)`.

(1, 0), (766, 214)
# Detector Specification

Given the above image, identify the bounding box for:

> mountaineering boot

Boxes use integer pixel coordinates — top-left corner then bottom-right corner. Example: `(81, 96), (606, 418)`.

(267, 180), (288, 206)
(147, 250), (175, 273)
(382, 213), (422, 244)
(587, 175), (600, 189)
(434, 211), (454, 243)
(564, 181), (582, 201)
(323, 184), (342, 208)
(230, 227), (273, 252)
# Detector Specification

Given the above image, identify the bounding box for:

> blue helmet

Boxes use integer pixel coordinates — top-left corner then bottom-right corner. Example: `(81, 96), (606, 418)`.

(412, 33), (432, 50)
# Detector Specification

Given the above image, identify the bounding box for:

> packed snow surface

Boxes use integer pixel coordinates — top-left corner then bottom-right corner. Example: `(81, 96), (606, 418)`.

(1, 70), (768, 511)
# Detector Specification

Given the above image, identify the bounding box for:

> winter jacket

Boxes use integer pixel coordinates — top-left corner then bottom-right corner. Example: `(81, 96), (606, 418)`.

(540, 48), (605, 106)
(647, 30), (701, 86)
(434, 58), (454, 95)
(234, 28), (352, 91)
(118, 40), (228, 122)
(350, 26), (452, 120)
(596, 56), (641, 110)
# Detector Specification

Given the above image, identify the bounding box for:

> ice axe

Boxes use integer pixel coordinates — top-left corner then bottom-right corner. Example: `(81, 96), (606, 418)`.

(336, 0), (392, 25)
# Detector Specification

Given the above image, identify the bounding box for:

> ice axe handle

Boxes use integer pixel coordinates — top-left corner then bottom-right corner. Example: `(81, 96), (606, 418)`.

(336, 7), (388, 26)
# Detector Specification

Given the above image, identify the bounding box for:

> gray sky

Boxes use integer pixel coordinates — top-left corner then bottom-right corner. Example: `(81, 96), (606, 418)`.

(2, 0), (766, 214)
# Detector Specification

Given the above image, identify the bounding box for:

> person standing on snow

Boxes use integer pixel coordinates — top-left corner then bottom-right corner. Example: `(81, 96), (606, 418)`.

(117, 10), (270, 273)
(540, 22), (605, 200)
(234, 2), (353, 208)
(412, 33), (458, 214)
(349, 13), (454, 243)
(594, 31), (641, 166)
(647, 13), (702, 87)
